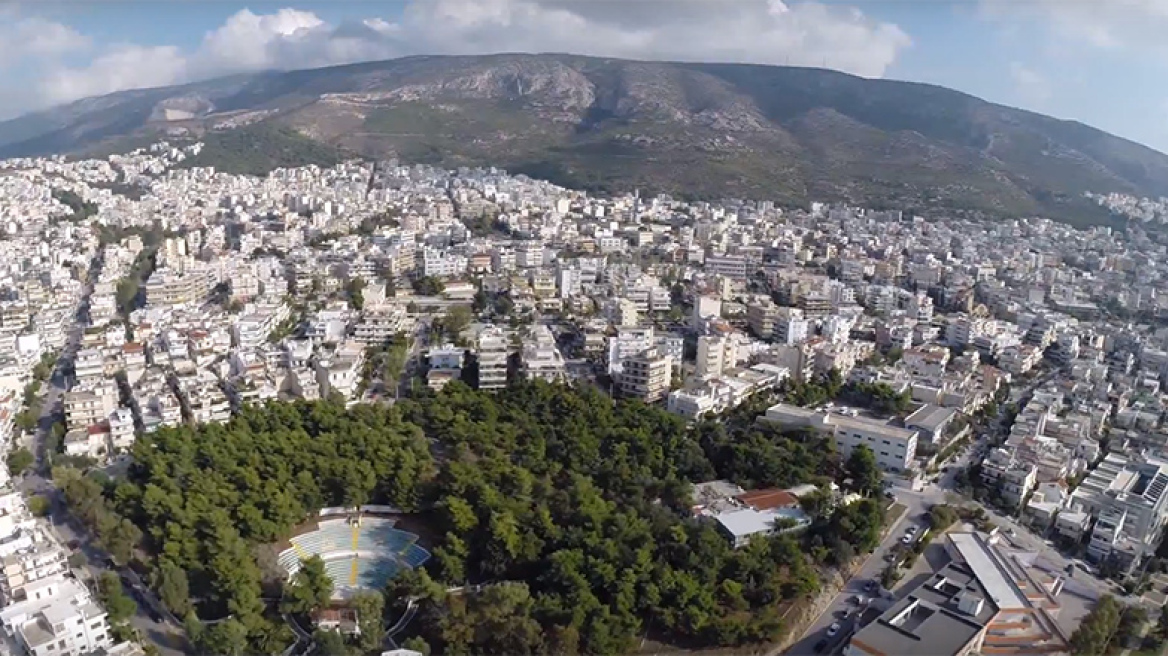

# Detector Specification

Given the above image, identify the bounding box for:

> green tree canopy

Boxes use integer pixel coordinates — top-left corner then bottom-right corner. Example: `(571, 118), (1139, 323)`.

(1069, 594), (1121, 655)
(84, 382), (895, 654)
(97, 572), (137, 625)
(6, 448), (34, 475)
(846, 445), (883, 496)
(283, 555), (334, 615)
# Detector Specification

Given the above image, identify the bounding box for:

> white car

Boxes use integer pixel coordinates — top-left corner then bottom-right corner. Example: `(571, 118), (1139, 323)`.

(826, 622), (841, 637)
(902, 526), (919, 544)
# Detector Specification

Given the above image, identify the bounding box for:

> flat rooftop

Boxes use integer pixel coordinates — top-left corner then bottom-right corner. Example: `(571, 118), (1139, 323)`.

(849, 596), (985, 656)
(848, 533), (1071, 656)
(905, 404), (957, 432)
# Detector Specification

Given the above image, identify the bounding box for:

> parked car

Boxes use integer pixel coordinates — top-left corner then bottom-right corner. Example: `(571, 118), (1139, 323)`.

(865, 580), (879, 593)
(827, 622), (841, 637)
(902, 526), (918, 544)
(814, 638), (829, 653)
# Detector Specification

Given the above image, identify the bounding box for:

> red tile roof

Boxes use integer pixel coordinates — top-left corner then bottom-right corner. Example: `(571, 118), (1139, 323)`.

(735, 488), (798, 510)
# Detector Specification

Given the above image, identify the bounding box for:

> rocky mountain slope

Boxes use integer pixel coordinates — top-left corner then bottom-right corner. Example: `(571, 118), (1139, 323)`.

(1, 53), (1164, 223)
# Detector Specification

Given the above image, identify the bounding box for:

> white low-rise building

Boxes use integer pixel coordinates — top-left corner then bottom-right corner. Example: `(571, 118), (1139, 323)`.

(762, 403), (918, 473)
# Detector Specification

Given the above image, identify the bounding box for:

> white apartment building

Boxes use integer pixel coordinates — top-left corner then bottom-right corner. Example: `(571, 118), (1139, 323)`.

(516, 242), (543, 268)
(233, 304), (290, 351)
(1069, 453), (1168, 568)
(421, 248), (467, 279)
(980, 448), (1038, 510)
(668, 365), (789, 420)
(314, 342), (364, 401)
(352, 305), (408, 345)
(610, 299), (639, 328)
(108, 407), (135, 452)
(1000, 344), (1044, 375)
(490, 247), (516, 273)
(143, 267), (216, 307)
(72, 349), (104, 383)
(695, 335), (730, 380)
(520, 326), (565, 383)
(903, 346), (950, 378)
(476, 327), (510, 391)
(63, 380), (117, 432)
(618, 348), (672, 403)
(774, 316), (810, 346)
(763, 403), (919, 473)
(0, 575), (113, 656)
(597, 236), (625, 254)
(704, 254), (747, 279)
(426, 345), (464, 391)
(229, 268), (260, 301)
(0, 530), (68, 605)
(182, 371), (231, 425)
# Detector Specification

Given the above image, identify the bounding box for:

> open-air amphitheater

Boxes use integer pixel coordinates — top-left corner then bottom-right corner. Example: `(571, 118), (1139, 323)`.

(278, 507), (430, 599)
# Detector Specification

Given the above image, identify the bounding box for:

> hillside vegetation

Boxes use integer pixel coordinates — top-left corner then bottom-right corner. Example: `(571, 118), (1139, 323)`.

(1, 53), (1159, 224)
(177, 123), (346, 176)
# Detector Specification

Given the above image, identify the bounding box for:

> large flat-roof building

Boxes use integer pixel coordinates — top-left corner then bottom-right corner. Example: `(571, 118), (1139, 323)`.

(845, 532), (1070, 656)
(762, 403), (918, 473)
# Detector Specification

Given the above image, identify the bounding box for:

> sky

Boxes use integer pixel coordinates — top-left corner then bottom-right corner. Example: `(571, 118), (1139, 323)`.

(1, 0), (1166, 153)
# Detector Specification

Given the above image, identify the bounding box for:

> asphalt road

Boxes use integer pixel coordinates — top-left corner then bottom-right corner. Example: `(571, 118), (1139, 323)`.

(15, 286), (192, 656)
(784, 485), (932, 656)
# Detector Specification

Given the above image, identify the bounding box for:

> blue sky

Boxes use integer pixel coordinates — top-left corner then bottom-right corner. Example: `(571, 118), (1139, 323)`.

(2, 0), (1166, 155)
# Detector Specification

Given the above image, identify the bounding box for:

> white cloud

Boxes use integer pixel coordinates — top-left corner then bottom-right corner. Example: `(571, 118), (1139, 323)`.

(38, 45), (186, 105)
(981, 0), (1168, 55)
(13, 18), (90, 57)
(1009, 62), (1052, 106)
(195, 8), (325, 75)
(16, 0), (911, 113)
(0, 16), (89, 68)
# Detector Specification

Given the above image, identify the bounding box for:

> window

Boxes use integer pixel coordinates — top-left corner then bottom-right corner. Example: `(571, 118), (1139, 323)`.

(882, 440), (891, 445)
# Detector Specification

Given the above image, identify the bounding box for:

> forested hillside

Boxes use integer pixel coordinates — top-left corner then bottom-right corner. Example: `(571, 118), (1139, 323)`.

(58, 382), (885, 655)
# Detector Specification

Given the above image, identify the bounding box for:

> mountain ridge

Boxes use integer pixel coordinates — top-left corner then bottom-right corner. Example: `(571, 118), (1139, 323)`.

(0, 53), (1162, 224)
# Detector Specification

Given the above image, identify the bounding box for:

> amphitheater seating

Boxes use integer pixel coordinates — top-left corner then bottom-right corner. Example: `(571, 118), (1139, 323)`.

(323, 557), (352, 586)
(401, 544), (431, 569)
(355, 522), (417, 553)
(355, 557), (401, 588)
(279, 516), (430, 596)
(289, 520), (350, 556)
(277, 549), (301, 571)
